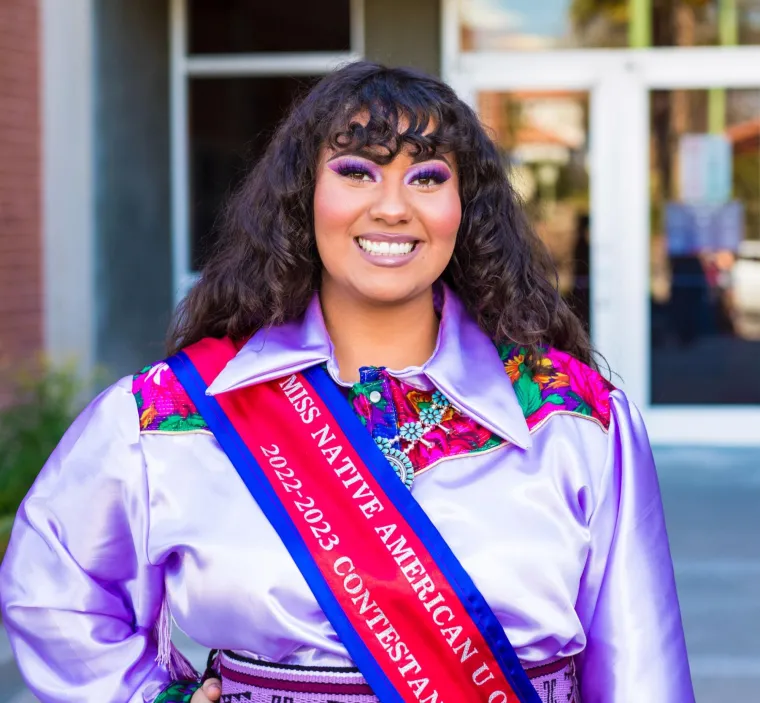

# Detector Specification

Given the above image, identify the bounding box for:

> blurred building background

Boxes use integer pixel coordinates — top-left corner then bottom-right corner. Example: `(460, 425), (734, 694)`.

(2, 0), (760, 442)
(1, 0), (760, 442)
(0, 1), (759, 701)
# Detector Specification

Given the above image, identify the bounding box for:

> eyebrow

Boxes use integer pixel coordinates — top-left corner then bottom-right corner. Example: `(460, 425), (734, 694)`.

(327, 148), (452, 168)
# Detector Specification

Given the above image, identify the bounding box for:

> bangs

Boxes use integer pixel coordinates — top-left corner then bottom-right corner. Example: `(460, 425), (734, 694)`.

(319, 72), (465, 163)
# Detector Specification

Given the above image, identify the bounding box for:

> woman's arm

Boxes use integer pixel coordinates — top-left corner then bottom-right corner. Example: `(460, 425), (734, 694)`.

(576, 391), (695, 702)
(0, 377), (193, 702)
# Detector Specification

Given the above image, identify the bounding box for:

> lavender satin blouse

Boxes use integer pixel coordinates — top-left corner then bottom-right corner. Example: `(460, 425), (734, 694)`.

(0, 288), (695, 702)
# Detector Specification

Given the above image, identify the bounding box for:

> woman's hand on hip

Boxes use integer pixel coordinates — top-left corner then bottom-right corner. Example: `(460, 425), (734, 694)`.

(190, 677), (222, 702)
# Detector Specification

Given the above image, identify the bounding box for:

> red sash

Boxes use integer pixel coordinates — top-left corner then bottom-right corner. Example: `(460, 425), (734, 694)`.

(168, 338), (540, 703)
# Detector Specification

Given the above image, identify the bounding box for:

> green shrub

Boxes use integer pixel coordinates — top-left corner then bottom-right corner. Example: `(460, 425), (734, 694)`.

(0, 513), (14, 552)
(0, 363), (84, 518)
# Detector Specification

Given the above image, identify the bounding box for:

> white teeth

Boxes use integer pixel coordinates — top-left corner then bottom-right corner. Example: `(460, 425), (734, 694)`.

(357, 238), (416, 256)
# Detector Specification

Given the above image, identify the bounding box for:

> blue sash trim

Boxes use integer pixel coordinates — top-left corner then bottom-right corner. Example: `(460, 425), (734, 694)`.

(303, 365), (540, 703)
(166, 352), (404, 703)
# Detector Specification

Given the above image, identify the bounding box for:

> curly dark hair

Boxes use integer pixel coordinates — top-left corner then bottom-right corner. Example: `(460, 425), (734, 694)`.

(168, 61), (595, 368)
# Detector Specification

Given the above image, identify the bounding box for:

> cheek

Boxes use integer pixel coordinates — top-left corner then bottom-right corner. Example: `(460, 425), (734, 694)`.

(313, 178), (360, 239)
(420, 190), (462, 248)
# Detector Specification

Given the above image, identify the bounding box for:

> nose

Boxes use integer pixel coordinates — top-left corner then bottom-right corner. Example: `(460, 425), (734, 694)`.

(367, 177), (412, 226)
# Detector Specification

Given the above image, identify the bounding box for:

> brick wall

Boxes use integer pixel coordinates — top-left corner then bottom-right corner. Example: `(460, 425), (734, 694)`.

(0, 0), (42, 403)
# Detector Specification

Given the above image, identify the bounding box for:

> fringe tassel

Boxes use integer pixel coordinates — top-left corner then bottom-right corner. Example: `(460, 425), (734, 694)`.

(154, 597), (200, 681)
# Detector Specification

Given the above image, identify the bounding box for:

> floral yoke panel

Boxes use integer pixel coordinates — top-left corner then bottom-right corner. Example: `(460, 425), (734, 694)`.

(132, 345), (614, 486)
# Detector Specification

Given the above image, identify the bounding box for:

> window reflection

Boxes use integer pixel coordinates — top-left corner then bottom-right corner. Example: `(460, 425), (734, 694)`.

(650, 89), (760, 404)
(459, 0), (760, 50)
(478, 91), (591, 330)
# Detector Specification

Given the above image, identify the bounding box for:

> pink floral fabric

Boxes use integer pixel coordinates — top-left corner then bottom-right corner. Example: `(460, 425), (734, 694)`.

(347, 372), (503, 477)
(132, 362), (209, 433)
(498, 344), (614, 430)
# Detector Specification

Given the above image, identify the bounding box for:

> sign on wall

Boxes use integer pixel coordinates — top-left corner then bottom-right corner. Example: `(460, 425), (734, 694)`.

(667, 133), (743, 254)
(678, 133), (732, 205)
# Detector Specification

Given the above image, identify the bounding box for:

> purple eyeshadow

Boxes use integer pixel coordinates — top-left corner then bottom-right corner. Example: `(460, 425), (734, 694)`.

(406, 164), (451, 185)
(327, 156), (451, 185)
(328, 157), (380, 180)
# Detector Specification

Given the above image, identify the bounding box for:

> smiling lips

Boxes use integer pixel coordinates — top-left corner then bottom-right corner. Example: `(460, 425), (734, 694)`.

(357, 238), (415, 256)
(355, 234), (420, 263)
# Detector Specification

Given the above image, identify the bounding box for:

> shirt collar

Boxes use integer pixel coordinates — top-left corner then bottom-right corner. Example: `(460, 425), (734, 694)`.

(206, 285), (532, 449)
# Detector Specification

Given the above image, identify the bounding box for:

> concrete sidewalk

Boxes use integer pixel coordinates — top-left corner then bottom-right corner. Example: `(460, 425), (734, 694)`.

(1, 446), (758, 702)
(656, 447), (760, 700)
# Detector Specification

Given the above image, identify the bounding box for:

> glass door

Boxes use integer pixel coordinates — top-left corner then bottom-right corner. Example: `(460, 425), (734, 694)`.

(443, 6), (646, 422)
(649, 88), (760, 405)
(629, 50), (760, 442)
(443, 0), (760, 443)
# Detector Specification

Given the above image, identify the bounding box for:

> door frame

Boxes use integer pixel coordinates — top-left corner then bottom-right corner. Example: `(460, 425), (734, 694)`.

(441, 0), (760, 444)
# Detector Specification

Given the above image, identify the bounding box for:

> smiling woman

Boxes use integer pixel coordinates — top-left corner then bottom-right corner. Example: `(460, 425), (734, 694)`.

(314, 124), (461, 362)
(0, 62), (695, 703)
(316, 143), (460, 301)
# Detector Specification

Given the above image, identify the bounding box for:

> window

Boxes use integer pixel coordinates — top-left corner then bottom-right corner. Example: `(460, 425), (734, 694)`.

(457, 0), (760, 51)
(171, 0), (363, 300)
(188, 0), (351, 54)
(189, 76), (320, 268)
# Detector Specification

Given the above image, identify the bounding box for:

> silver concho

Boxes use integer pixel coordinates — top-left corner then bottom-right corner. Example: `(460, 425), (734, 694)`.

(384, 451), (415, 489)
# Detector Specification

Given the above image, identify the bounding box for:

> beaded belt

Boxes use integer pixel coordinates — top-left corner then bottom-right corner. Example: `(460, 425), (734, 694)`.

(218, 650), (580, 703)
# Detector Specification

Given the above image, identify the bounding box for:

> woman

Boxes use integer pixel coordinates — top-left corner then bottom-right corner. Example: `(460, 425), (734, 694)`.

(0, 62), (694, 703)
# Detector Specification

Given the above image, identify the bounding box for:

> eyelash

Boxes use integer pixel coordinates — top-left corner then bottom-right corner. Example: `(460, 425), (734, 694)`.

(334, 160), (376, 182)
(407, 167), (450, 187)
(334, 160), (376, 181)
(331, 159), (450, 187)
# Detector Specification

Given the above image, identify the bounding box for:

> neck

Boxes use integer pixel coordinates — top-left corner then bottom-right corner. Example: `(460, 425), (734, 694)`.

(320, 282), (440, 384)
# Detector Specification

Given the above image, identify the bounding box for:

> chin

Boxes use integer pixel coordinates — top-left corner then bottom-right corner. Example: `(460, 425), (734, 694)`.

(350, 278), (431, 306)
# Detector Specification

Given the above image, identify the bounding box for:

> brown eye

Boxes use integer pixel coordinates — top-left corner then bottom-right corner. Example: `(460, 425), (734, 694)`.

(345, 169), (371, 181)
